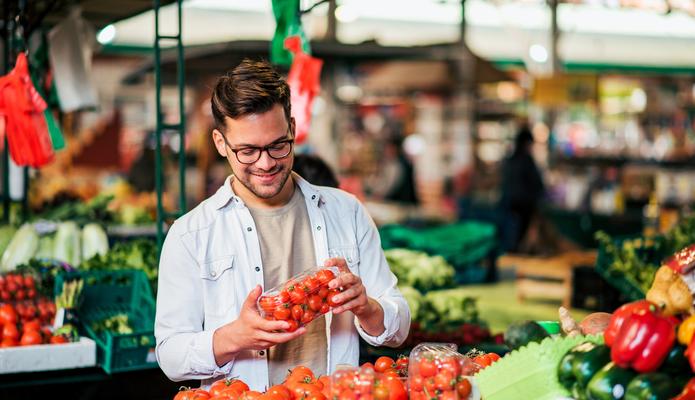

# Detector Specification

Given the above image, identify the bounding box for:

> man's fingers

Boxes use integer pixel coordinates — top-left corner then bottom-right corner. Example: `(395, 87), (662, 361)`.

(243, 285), (263, 309)
(256, 317), (290, 332)
(329, 272), (359, 289)
(260, 327), (307, 344)
(332, 297), (367, 314)
(333, 285), (361, 304)
(324, 257), (349, 272)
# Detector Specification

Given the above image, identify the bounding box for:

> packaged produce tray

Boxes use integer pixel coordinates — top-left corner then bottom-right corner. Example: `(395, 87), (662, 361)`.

(475, 335), (604, 400)
(0, 337), (96, 374)
(55, 269), (157, 374)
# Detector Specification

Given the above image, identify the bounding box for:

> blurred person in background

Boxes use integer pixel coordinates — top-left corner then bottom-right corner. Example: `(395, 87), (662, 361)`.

(500, 125), (545, 252)
(292, 153), (339, 188)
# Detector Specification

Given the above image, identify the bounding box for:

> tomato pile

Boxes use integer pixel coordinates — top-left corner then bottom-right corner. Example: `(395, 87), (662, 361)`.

(329, 364), (407, 400)
(408, 343), (481, 400)
(0, 273), (38, 302)
(258, 267), (342, 333)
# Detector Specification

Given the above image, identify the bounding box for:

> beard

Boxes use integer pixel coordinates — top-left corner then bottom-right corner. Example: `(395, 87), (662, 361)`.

(234, 163), (293, 200)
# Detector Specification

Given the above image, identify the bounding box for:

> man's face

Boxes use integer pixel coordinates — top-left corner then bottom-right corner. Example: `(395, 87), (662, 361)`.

(212, 104), (294, 201)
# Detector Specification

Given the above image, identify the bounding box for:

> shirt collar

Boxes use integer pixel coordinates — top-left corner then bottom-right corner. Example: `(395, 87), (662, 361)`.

(213, 172), (323, 211)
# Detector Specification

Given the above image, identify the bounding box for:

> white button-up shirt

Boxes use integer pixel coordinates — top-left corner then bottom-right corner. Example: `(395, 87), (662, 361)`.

(154, 174), (410, 390)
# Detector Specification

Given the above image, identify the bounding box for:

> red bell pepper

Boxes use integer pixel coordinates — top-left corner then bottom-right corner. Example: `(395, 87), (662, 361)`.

(604, 300), (653, 347)
(609, 304), (676, 373)
(672, 377), (695, 400)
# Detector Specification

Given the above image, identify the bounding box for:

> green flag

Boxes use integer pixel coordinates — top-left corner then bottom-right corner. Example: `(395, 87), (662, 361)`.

(271, 0), (311, 66)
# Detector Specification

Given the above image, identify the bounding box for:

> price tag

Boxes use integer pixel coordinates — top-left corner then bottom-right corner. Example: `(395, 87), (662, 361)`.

(53, 307), (66, 329)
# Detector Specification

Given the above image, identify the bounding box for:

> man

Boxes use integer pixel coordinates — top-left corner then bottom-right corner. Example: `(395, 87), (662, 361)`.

(154, 59), (410, 390)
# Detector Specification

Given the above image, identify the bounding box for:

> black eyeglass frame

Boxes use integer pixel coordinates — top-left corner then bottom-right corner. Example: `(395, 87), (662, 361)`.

(220, 129), (294, 165)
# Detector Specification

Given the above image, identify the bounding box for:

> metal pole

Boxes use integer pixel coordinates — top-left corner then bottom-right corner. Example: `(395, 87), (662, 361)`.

(326, 0), (337, 42)
(176, 0), (186, 217)
(154, 0), (165, 250)
(549, 0), (561, 75)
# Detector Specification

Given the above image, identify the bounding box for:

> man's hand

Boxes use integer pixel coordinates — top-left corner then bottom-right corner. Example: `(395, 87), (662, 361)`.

(324, 258), (385, 337)
(213, 285), (306, 367)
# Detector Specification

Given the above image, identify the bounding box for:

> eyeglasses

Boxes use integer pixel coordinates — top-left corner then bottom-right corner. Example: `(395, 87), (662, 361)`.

(221, 132), (294, 165)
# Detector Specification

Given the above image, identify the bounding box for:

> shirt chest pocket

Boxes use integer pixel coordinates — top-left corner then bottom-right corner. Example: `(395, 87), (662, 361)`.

(328, 245), (360, 272)
(199, 255), (237, 323)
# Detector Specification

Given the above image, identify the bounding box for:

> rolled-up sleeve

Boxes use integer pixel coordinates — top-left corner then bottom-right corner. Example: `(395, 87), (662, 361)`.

(154, 223), (234, 381)
(352, 202), (411, 347)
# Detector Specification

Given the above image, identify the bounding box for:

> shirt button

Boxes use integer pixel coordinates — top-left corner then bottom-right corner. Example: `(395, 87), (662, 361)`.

(247, 227), (252, 232)
(255, 266), (261, 272)
(311, 195), (316, 200)
(259, 350), (265, 356)
(210, 271), (217, 277)
(316, 226), (321, 231)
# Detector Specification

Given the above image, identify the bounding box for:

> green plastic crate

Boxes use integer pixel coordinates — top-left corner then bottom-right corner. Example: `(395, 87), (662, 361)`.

(55, 269), (157, 374)
(379, 222), (497, 272)
(595, 235), (663, 302)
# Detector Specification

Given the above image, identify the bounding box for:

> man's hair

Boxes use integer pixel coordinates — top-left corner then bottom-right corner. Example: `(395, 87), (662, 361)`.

(211, 59), (291, 132)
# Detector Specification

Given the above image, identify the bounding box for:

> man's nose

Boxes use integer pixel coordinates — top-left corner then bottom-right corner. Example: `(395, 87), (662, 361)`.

(254, 149), (277, 171)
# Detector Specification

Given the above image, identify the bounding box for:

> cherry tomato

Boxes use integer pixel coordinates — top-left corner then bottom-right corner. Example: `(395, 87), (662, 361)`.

(395, 356), (409, 371)
(315, 269), (335, 285)
(373, 385), (389, 400)
(301, 309), (316, 325)
(0, 304), (17, 325)
(308, 295), (323, 312)
(319, 303), (330, 314)
(317, 287), (329, 299)
(326, 290), (341, 308)
(259, 296), (279, 313)
(374, 356), (395, 373)
(3, 323), (19, 341)
(278, 290), (291, 303)
(286, 319), (299, 332)
(50, 334), (69, 344)
(291, 305), (304, 321)
(418, 358), (437, 378)
(439, 390), (457, 400)
(273, 304), (291, 321)
(434, 370), (455, 391)
(289, 287), (307, 305)
(409, 375), (424, 392)
(22, 319), (41, 332)
(0, 338), (17, 348)
(456, 378), (472, 397)
(303, 277), (321, 293)
(20, 329), (42, 346)
(439, 357), (461, 377)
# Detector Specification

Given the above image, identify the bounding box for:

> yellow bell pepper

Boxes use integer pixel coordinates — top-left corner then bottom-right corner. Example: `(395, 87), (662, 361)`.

(678, 315), (695, 345)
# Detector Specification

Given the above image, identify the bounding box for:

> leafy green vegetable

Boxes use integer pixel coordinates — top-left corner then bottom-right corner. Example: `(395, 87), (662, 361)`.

(92, 313), (133, 335)
(385, 248), (455, 291)
(398, 285), (424, 322)
(81, 239), (158, 293)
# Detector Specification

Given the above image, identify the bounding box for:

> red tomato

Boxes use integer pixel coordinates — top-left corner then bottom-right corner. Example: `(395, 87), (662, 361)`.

(326, 290), (341, 308)
(361, 362), (375, 372)
(259, 296), (278, 313)
(383, 376), (407, 400)
(50, 334), (69, 344)
(22, 319), (41, 332)
(474, 353), (500, 368)
(286, 319), (299, 332)
(3, 323), (19, 341)
(303, 277), (321, 294)
(439, 390), (457, 400)
(266, 385), (292, 400)
(273, 305), (291, 321)
(373, 385), (389, 400)
(317, 287), (329, 299)
(456, 379), (472, 397)
(0, 291), (9, 301)
(0, 304), (17, 325)
(209, 378), (249, 397)
(20, 329), (43, 346)
(438, 357), (461, 377)
(409, 375), (424, 391)
(308, 295), (323, 312)
(15, 289), (25, 301)
(315, 269), (335, 285)
(239, 390), (262, 400)
(418, 358), (437, 378)
(278, 290), (291, 304)
(291, 305), (304, 321)
(395, 356), (409, 371)
(174, 388), (209, 400)
(23, 275), (35, 288)
(434, 370), (455, 391)
(289, 287), (307, 305)
(288, 365), (316, 382)
(319, 303), (330, 314)
(374, 356), (395, 373)
(0, 338), (17, 348)
(301, 309), (316, 325)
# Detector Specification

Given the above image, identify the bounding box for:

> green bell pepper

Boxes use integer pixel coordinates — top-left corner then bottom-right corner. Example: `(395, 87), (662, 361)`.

(625, 373), (682, 400)
(587, 362), (636, 400)
(661, 344), (690, 376)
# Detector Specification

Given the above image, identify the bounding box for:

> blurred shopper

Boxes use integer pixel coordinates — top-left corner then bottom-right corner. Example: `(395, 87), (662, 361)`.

(292, 153), (339, 188)
(500, 125), (545, 251)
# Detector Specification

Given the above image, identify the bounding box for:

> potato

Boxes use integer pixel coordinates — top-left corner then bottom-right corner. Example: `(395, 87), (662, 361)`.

(579, 312), (612, 335)
(667, 277), (693, 312)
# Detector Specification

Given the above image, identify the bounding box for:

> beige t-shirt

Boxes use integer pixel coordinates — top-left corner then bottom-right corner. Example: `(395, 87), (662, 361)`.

(248, 186), (328, 386)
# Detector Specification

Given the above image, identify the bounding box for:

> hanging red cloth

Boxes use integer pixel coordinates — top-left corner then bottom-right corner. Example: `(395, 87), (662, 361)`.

(0, 53), (54, 167)
(285, 36), (323, 145)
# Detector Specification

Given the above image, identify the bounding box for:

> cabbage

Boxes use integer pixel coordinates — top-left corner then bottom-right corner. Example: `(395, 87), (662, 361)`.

(53, 221), (81, 267)
(385, 248), (455, 290)
(398, 285), (423, 322)
(82, 223), (109, 261)
(0, 224), (38, 271)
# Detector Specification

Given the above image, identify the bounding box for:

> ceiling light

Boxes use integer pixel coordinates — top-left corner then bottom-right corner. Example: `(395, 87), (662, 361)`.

(335, 5), (359, 23)
(529, 44), (548, 63)
(97, 24), (116, 44)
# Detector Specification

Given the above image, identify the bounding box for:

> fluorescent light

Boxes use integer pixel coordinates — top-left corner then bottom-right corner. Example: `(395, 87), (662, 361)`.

(97, 24), (116, 44)
(529, 44), (548, 63)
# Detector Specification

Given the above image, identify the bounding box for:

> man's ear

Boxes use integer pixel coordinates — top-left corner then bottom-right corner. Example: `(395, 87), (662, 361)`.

(212, 129), (229, 158)
(289, 117), (296, 138)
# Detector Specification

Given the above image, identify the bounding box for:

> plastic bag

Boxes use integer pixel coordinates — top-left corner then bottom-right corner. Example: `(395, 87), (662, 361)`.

(0, 53), (54, 167)
(285, 36), (323, 145)
(408, 342), (481, 400)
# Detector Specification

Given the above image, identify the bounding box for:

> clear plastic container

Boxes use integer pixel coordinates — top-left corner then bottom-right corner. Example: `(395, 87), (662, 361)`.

(329, 365), (407, 400)
(256, 266), (342, 332)
(408, 342), (481, 400)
